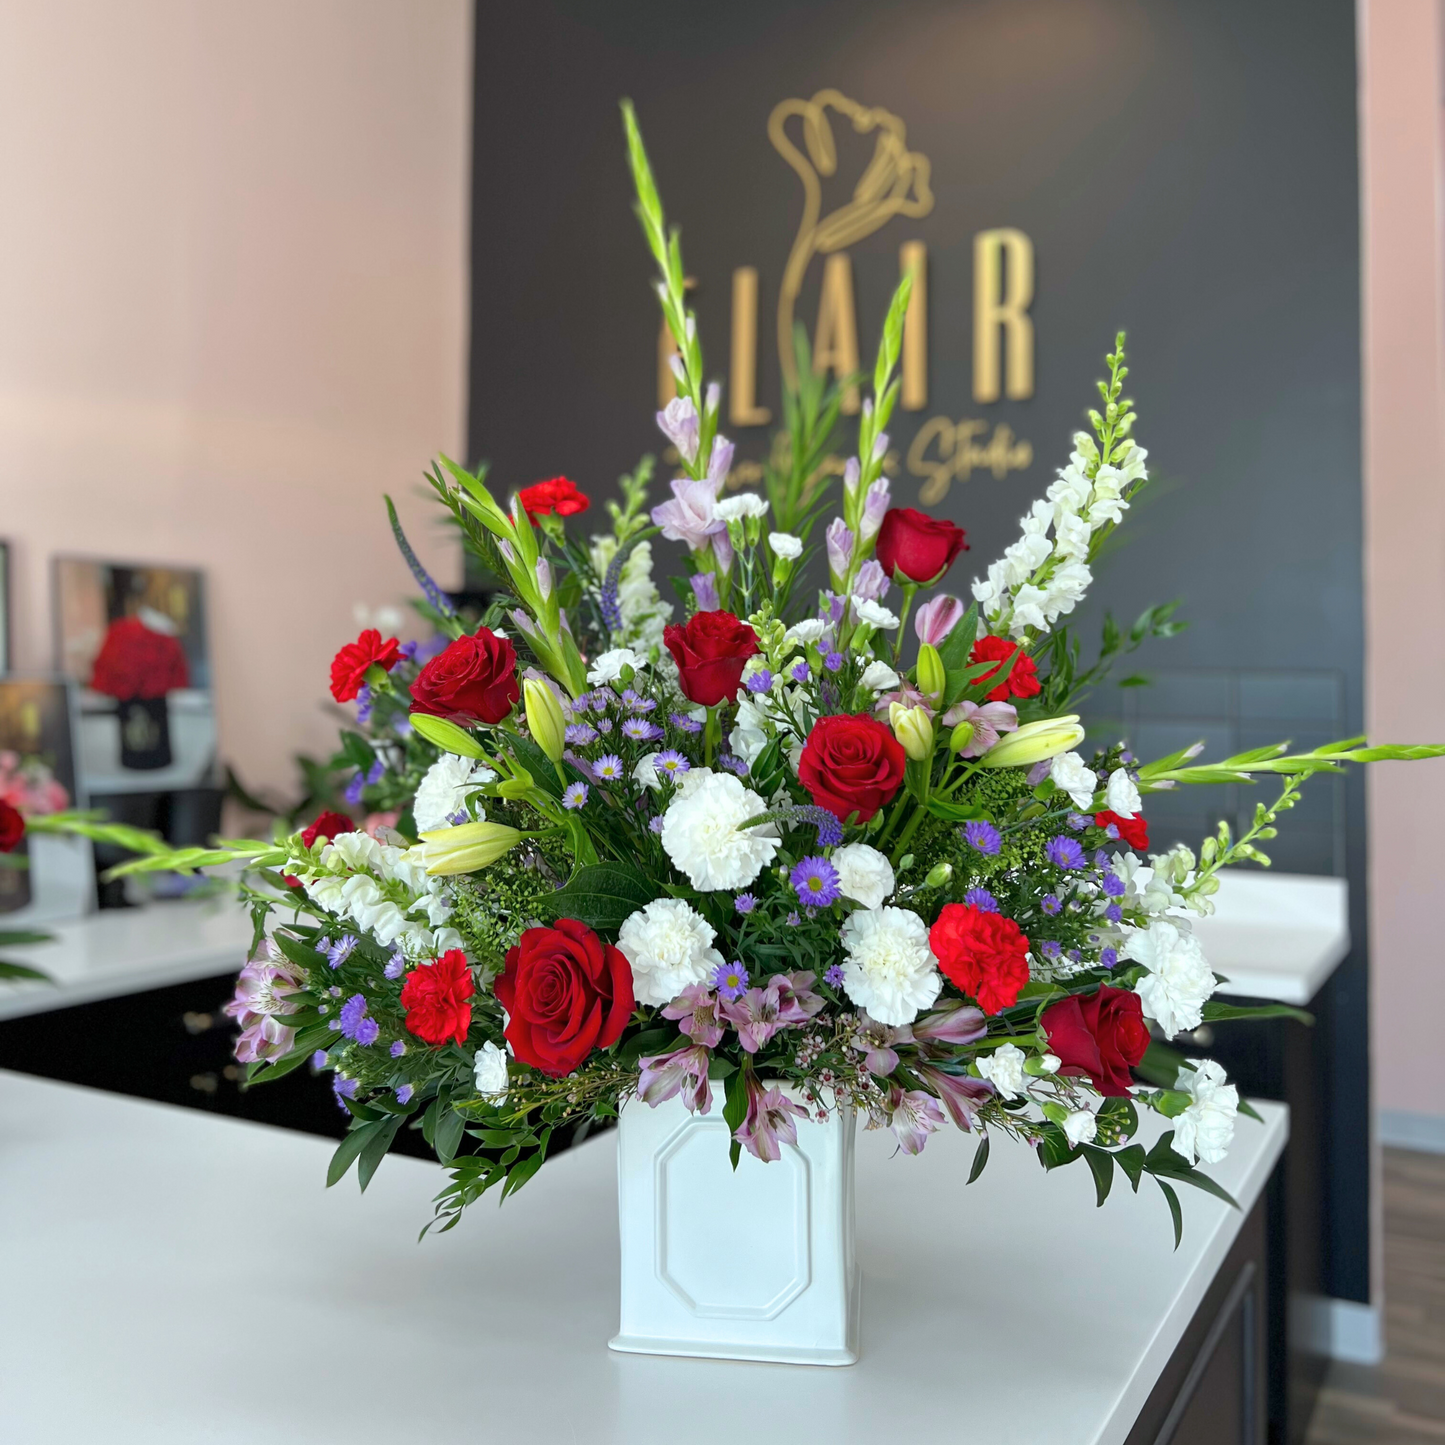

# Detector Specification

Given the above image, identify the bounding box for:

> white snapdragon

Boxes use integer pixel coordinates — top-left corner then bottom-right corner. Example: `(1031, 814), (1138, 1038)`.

(617, 897), (725, 1007)
(1172, 1060), (1239, 1165)
(1105, 767), (1141, 819)
(860, 660), (901, 693)
(839, 906), (941, 1026)
(728, 695), (770, 767)
(768, 531), (803, 560)
(976, 1043), (1027, 1099)
(715, 492), (769, 522)
(474, 1041), (509, 1100)
(587, 647), (645, 685)
(1050, 752), (1099, 811)
(1124, 919), (1215, 1037)
(831, 843), (895, 910)
(659, 769), (779, 891)
(851, 597), (899, 630)
(784, 618), (827, 646)
(413, 755), (497, 833)
(1062, 1108), (1098, 1146)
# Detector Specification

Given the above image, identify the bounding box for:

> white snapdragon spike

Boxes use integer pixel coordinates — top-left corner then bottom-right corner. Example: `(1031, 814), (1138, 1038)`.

(587, 647), (645, 685)
(474, 1041), (509, 1099)
(839, 906), (941, 1026)
(831, 843), (895, 910)
(617, 897), (725, 1007)
(1172, 1060), (1239, 1165)
(1050, 751), (1099, 810)
(616, 541), (672, 651)
(659, 769), (779, 890)
(413, 755), (497, 833)
(1124, 918), (1215, 1037)
(1062, 1108), (1098, 1146)
(860, 660), (901, 693)
(975, 1042), (1027, 1099)
(768, 531), (803, 560)
(1105, 767), (1141, 819)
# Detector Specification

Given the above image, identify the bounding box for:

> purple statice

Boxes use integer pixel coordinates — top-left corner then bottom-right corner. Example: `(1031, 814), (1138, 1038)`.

(746, 669), (774, 693)
(964, 820), (1002, 856)
(565, 723), (598, 746)
(654, 750), (690, 779)
(791, 855), (842, 908)
(343, 771), (366, 806)
(338, 994), (370, 1041)
(1105, 904), (1123, 924)
(592, 753), (625, 781)
(1046, 836), (1086, 870)
(323, 934), (358, 969)
(789, 659), (811, 683)
(824, 964), (846, 988)
(711, 961), (751, 1001)
(824, 651), (845, 673)
(389, 1040), (406, 1058)
(964, 887), (999, 913)
(718, 753), (749, 776)
(622, 718), (664, 743)
(355, 684), (373, 724)
(1102, 871), (1126, 898)
(333, 1075), (358, 1101)
(648, 815), (666, 834)
(311, 1050), (329, 1069)
(365, 757), (386, 785)
(1041, 894), (1062, 916)
(1067, 812), (1089, 832)
(785, 911), (802, 928)
(734, 892), (757, 916)
(670, 711), (704, 734)
(596, 717), (614, 735)
(1100, 947), (1119, 969)
(384, 949), (406, 980)
(562, 781), (589, 810)
(395, 1084), (414, 1105)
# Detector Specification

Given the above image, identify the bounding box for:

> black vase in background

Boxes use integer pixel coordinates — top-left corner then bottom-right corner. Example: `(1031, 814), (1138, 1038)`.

(118, 696), (172, 770)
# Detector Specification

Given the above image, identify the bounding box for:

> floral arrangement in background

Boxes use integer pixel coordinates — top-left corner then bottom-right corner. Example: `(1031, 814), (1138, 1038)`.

(88, 103), (1445, 1242)
(0, 753), (69, 819)
(89, 615), (190, 699)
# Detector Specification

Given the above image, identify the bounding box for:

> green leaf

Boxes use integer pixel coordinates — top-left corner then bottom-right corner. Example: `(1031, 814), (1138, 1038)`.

(617, 1027), (677, 1067)
(1135, 1038), (1190, 1088)
(327, 1122), (379, 1187)
(723, 1066), (750, 1172)
(434, 1103), (466, 1166)
(1097, 1096), (1139, 1137)
(339, 730), (376, 772)
(967, 1133), (990, 1184)
(1156, 1177), (1183, 1249)
(0, 959), (50, 982)
(0, 929), (54, 947)
(1037, 1122), (1081, 1170)
(924, 798), (988, 823)
(409, 714), (487, 760)
(1081, 1145), (1114, 1207)
(1201, 1000), (1314, 1026)
(506, 733), (565, 800)
(1115, 1143), (1146, 1192)
(357, 1115), (404, 1192)
(545, 862), (658, 933)
(271, 932), (327, 975)
(1238, 1100), (1265, 1124)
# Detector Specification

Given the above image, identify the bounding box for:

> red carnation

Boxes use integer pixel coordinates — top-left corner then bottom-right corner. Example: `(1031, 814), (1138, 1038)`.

(496, 919), (634, 1077)
(1041, 985), (1151, 1097)
(663, 610), (761, 708)
(400, 949), (475, 1047)
(0, 800), (25, 853)
(929, 903), (1031, 1015)
(517, 477), (589, 521)
(90, 616), (190, 700)
(330, 628), (402, 704)
(408, 628), (519, 725)
(969, 635), (1041, 702)
(798, 713), (907, 824)
(1095, 809), (1149, 851)
(875, 507), (968, 585)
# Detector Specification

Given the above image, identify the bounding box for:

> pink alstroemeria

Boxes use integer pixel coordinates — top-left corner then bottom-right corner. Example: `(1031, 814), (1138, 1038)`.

(721, 971), (823, 1054)
(916, 1064), (995, 1132)
(912, 1002), (988, 1047)
(886, 1086), (946, 1155)
(662, 983), (725, 1049)
(941, 699), (1019, 758)
(853, 1013), (915, 1077)
(735, 1075), (809, 1162)
(914, 593), (966, 646)
(224, 944), (307, 1064)
(637, 1045), (713, 1115)
(652, 478), (726, 554)
(874, 678), (934, 720)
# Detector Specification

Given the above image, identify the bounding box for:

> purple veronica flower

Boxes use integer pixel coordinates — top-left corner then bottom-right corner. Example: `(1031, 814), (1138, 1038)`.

(791, 855), (842, 907)
(1105, 904), (1123, 923)
(734, 893), (757, 916)
(592, 753), (625, 781)
(1047, 836), (1086, 870)
(711, 961), (751, 1001)
(622, 718), (664, 743)
(1041, 894), (1062, 916)
(964, 887), (999, 912)
(964, 821), (1002, 856)
(824, 651), (845, 672)
(389, 1040), (406, 1058)
(648, 816), (666, 834)
(1102, 871), (1125, 898)
(1100, 947), (1119, 969)
(789, 659), (810, 683)
(562, 781), (589, 810)
(323, 935), (357, 969)
(384, 949), (406, 980)
(655, 750), (689, 778)
(670, 712), (704, 733)
(824, 964), (846, 988)
(746, 669), (774, 693)
(343, 772), (365, 806)
(565, 723), (598, 745)
(365, 758), (386, 785)
(395, 1084), (414, 1105)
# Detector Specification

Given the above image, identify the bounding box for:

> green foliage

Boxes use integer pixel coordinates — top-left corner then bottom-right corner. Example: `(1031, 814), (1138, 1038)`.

(543, 862), (660, 934)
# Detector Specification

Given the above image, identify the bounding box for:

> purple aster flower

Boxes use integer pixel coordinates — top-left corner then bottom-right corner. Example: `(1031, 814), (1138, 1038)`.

(824, 651), (845, 673)
(592, 753), (625, 781)
(1102, 871), (1125, 898)
(964, 820), (1002, 856)
(1067, 812), (1089, 831)
(1047, 836), (1087, 870)
(395, 1084), (414, 1105)
(384, 949), (406, 980)
(389, 1040), (406, 1058)
(789, 659), (811, 683)
(323, 935), (357, 969)
(746, 669), (774, 693)
(734, 892), (757, 916)
(565, 723), (598, 746)
(824, 964), (846, 988)
(711, 961), (751, 1001)
(623, 718), (664, 743)
(343, 771), (365, 806)
(670, 711), (704, 733)
(621, 689), (656, 713)
(1040, 939), (1061, 959)
(355, 684), (373, 724)
(1100, 947), (1119, 969)
(1068, 949), (1082, 963)
(718, 753), (749, 776)
(365, 758), (386, 785)
(1041, 894), (1062, 916)
(786, 911), (802, 928)
(1105, 903), (1123, 923)
(690, 572), (721, 611)
(655, 750), (690, 778)
(1093, 849), (1110, 868)
(596, 717), (614, 734)
(562, 781), (589, 810)
(311, 1050), (329, 1069)
(964, 887), (999, 912)
(648, 815), (666, 834)
(791, 855), (842, 907)
(570, 692), (591, 714)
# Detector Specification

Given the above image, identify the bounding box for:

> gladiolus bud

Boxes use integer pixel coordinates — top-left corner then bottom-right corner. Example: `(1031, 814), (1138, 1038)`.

(916, 643), (945, 702)
(889, 702), (934, 762)
(411, 821), (522, 875)
(522, 677), (565, 762)
(949, 720), (975, 753)
(979, 715), (1086, 769)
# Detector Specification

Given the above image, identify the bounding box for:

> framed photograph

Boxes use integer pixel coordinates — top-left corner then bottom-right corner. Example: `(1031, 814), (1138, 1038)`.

(0, 676), (92, 921)
(52, 557), (217, 796)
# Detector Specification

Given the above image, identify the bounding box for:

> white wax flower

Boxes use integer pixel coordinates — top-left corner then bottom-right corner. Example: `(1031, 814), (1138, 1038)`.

(839, 906), (941, 1027)
(784, 619), (827, 646)
(617, 897), (725, 1007)
(587, 647), (644, 685)
(715, 492), (769, 522)
(1105, 767), (1141, 820)
(769, 531), (803, 560)
(859, 660), (901, 693)
(976, 1043), (1027, 1100)
(1124, 919), (1215, 1037)
(1173, 1059), (1239, 1165)
(1050, 752), (1099, 811)
(852, 597), (900, 630)
(413, 755), (496, 833)
(831, 843), (895, 910)
(1062, 1108), (1098, 1146)
(659, 769), (779, 891)
(474, 1041), (509, 1099)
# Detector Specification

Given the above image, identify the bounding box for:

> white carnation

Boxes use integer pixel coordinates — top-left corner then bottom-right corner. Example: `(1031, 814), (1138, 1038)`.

(769, 531), (803, 560)
(976, 1042), (1027, 1099)
(1124, 919), (1215, 1037)
(413, 755), (496, 833)
(784, 619), (827, 646)
(659, 770), (779, 891)
(587, 647), (644, 685)
(617, 897), (725, 1007)
(1105, 767), (1141, 820)
(832, 842), (895, 910)
(474, 1041), (509, 1099)
(859, 660), (901, 693)
(1173, 1059), (1239, 1165)
(714, 492), (768, 521)
(839, 906), (940, 1027)
(852, 597), (899, 630)
(1050, 751), (1099, 810)
(1062, 1108), (1098, 1146)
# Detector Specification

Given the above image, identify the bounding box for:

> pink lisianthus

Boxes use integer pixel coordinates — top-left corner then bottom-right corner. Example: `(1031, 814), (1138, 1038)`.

(734, 1074), (809, 1162)
(637, 1044), (713, 1115)
(941, 699), (1019, 758)
(652, 478), (726, 555)
(224, 944), (307, 1064)
(885, 1086), (947, 1155)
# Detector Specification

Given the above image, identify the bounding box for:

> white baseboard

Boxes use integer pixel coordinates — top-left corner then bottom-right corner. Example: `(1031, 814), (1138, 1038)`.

(1292, 1295), (1383, 1365)
(1379, 1108), (1445, 1154)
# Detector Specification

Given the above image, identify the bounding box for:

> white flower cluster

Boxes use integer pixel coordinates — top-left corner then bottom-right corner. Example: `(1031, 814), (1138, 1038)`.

(1122, 917), (1215, 1038)
(839, 906), (941, 1027)
(590, 536), (673, 652)
(659, 768), (779, 891)
(971, 433), (1148, 638)
(1172, 1059), (1239, 1165)
(617, 896), (725, 1006)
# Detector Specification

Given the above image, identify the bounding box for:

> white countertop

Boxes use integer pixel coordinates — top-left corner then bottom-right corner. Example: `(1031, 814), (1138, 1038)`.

(0, 1070), (1286, 1445)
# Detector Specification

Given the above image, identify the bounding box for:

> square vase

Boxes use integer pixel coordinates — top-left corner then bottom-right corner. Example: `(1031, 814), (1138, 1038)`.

(609, 1089), (859, 1366)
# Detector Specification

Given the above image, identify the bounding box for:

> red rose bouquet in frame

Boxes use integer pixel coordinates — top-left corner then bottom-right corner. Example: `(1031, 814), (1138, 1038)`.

(87, 102), (1444, 1250)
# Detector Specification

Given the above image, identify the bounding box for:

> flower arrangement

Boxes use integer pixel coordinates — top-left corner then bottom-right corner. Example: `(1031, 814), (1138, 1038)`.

(91, 104), (1444, 1242)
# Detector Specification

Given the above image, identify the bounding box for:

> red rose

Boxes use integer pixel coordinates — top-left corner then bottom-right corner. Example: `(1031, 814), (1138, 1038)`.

(798, 713), (907, 823)
(408, 628), (519, 725)
(662, 610), (761, 708)
(283, 810), (355, 887)
(400, 949), (475, 1047)
(929, 903), (1031, 1015)
(969, 636), (1041, 702)
(330, 628), (402, 704)
(496, 919), (634, 1077)
(90, 616), (190, 699)
(0, 800), (25, 853)
(518, 477), (589, 521)
(1041, 984), (1151, 1097)
(1095, 810), (1149, 851)
(875, 507), (968, 584)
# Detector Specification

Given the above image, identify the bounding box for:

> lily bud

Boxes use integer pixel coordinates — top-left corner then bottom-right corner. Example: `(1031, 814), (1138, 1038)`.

(889, 702), (934, 762)
(523, 677), (565, 762)
(949, 720), (975, 754)
(409, 713), (488, 760)
(916, 643), (946, 702)
(410, 821), (522, 875)
(979, 715), (1086, 769)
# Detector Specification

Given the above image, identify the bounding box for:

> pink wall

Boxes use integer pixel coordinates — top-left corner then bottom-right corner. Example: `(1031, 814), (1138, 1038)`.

(0, 0), (472, 801)
(1360, 0), (1445, 1120)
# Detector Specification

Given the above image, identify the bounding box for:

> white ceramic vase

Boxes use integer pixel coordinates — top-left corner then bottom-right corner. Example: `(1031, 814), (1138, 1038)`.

(609, 1088), (859, 1366)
